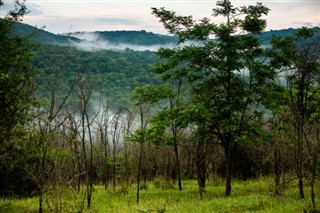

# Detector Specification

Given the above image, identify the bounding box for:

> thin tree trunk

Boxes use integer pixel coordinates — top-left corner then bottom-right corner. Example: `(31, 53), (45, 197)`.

(39, 191), (43, 213)
(311, 156), (316, 208)
(274, 139), (282, 195)
(136, 142), (143, 204)
(137, 105), (145, 204)
(225, 141), (232, 197)
(173, 141), (182, 191)
(196, 141), (206, 199)
(85, 109), (95, 209)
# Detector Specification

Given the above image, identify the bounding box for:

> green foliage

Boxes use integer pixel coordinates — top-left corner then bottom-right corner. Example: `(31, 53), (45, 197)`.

(152, 0), (274, 149)
(0, 0), (40, 197)
(151, 0), (284, 196)
(32, 45), (160, 101)
(0, 1), (36, 142)
(132, 84), (173, 105)
(10, 21), (78, 45)
(67, 30), (178, 46)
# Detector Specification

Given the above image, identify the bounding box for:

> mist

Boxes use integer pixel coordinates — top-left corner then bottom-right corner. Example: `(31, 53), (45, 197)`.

(67, 32), (179, 52)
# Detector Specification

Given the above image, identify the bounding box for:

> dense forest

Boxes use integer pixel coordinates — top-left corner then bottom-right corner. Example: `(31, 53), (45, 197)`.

(1, 0), (320, 212)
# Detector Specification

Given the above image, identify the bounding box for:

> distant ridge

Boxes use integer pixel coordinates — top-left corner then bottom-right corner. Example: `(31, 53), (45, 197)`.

(64, 30), (179, 46)
(9, 20), (319, 49)
(9, 20), (79, 45)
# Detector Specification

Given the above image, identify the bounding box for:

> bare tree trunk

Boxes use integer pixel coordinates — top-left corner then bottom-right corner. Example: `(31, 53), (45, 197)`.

(310, 156), (316, 208)
(296, 118), (305, 199)
(75, 73), (98, 209)
(274, 139), (282, 195)
(136, 104), (145, 204)
(85, 112), (94, 209)
(173, 140), (182, 191)
(136, 140), (144, 204)
(224, 140), (232, 197)
(196, 140), (206, 200)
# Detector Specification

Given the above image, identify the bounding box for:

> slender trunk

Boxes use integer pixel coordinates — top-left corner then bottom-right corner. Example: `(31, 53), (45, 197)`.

(296, 71), (305, 199)
(38, 131), (47, 213)
(81, 113), (88, 208)
(85, 112), (93, 209)
(225, 141), (232, 197)
(137, 105), (145, 204)
(112, 122), (118, 192)
(274, 139), (281, 195)
(297, 122), (305, 199)
(136, 142), (143, 204)
(104, 126), (110, 190)
(298, 176), (304, 199)
(173, 141), (182, 191)
(169, 86), (182, 191)
(297, 117), (304, 199)
(124, 142), (129, 184)
(196, 141), (206, 199)
(113, 148), (116, 192)
(39, 191), (43, 213)
(74, 140), (81, 192)
(311, 156), (316, 208)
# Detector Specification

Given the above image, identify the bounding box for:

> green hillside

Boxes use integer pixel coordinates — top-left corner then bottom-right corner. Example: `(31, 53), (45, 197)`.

(9, 20), (79, 45)
(65, 30), (179, 46)
(13, 20), (318, 47)
(11, 21), (319, 101)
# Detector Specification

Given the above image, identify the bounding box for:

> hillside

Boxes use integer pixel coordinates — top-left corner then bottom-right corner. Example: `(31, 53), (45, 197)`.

(10, 21), (79, 45)
(12, 21), (319, 49)
(65, 30), (179, 46)
(11, 22), (319, 101)
(33, 45), (160, 101)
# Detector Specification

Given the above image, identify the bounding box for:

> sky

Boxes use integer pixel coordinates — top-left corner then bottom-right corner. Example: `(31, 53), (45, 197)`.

(1, 0), (319, 35)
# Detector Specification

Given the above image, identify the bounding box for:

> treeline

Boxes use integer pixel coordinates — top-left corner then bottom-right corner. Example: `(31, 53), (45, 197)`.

(66, 30), (179, 46)
(1, 0), (320, 212)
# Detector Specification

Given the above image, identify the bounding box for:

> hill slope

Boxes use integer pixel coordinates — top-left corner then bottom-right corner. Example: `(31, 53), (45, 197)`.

(13, 21), (319, 49)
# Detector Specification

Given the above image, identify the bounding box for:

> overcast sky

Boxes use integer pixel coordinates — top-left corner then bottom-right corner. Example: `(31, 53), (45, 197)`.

(1, 0), (319, 34)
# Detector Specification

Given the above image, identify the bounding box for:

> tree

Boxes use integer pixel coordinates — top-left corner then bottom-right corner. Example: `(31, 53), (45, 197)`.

(0, 0), (38, 197)
(0, 0), (34, 145)
(74, 72), (99, 209)
(33, 49), (74, 213)
(148, 77), (188, 191)
(130, 84), (169, 203)
(152, 0), (274, 196)
(95, 97), (117, 190)
(270, 27), (320, 199)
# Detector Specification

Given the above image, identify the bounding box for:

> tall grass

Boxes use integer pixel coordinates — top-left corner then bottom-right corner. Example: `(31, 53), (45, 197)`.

(1, 177), (319, 212)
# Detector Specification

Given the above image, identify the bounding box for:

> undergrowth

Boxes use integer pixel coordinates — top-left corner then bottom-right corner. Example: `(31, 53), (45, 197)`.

(1, 177), (319, 212)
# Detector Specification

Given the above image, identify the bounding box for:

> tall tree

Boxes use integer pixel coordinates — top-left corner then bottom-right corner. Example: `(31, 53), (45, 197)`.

(152, 0), (273, 196)
(148, 78), (188, 191)
(74, 72), (99, 209)
(0, 0), (34, 145)
(0, 0), (38, 197)
(130, 84), (169, 203)
(270, 27), (320, 199)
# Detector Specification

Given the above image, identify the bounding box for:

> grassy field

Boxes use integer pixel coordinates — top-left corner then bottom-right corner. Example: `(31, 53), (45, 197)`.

(1, 177), (319, 212)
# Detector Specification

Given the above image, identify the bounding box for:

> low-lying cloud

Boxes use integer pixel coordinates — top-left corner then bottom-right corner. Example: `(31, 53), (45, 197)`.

(67, 32), (179, 52)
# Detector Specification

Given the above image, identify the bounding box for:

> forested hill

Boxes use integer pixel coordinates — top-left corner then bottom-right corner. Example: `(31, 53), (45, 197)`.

(64, 30), (179, 46)
(11, 21), (319, 101)
(11, 20), (319, 48)
(9, 21), (318, 102)
(9, 20), (79, 45)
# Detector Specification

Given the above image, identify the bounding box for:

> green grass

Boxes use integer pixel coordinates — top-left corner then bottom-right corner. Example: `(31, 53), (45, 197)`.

(1, 177), (319, 212)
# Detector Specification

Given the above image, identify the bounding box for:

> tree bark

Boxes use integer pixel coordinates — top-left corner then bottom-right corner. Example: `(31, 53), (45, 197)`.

(274, 139), (282, 195)
(196, 141), (206, 199)
(224, 141), (232, 197)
